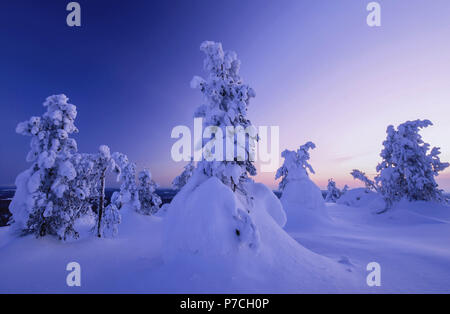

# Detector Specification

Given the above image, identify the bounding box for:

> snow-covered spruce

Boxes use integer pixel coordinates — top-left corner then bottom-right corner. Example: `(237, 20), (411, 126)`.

(137, 169), (162, 216)
(325, 179), (347, 203)
(191, 41), (257, 194)
(275, 142), (316, 191)
(275, 142), (328, 230)
(10, 95), (86, 240)
(376, 120), (449, 209)
(351, 120), (449, 211)
(164, 42), (290, 262)
(172, 159), (195, 190)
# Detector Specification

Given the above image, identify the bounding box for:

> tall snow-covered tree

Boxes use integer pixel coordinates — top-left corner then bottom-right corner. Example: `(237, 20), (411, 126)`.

(191, 41), (258, 194)
(172, 159), (195, 190)
(375, 119), (449, 207)
(11, 95), (83, 240)
(275, 142), (316, 191)
(137, 169), (162, 215)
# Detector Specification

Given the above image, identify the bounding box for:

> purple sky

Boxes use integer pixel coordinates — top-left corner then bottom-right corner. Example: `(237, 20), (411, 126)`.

(1, 0), (449, 190)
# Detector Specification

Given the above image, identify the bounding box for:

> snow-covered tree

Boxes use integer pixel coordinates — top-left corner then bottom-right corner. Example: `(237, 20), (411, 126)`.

(165, 41), (262, 251)
(325, 179), (342, 202)
(98, 192), (121, 238)
(137, 169), (162, 215)
(275, 142), (316, 191)
(69, 145), (119, 238)
(274, 141), (327, 229)
(11, 95), (83, 240)
(375, 119), (449, 208)
(191, 41), (257, 194)
(111, 152), (139, 211)
(172, 159), (195, 190)
(350, 169), (377, 192)
(342, 184), (349, 195)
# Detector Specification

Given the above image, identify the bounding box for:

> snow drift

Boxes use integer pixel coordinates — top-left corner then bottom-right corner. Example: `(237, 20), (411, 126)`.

(161, 171), (354, 292)
(280, 174), (330, 231)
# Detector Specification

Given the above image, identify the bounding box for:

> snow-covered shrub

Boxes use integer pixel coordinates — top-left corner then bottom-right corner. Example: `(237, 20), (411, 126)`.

(172, 159), (195, 190)
(137, 169), (162, 215)
(275, 142), (328, 230)
(337, 188), (384, 210)
(10, 95), (85, 240)
(325, 179), (344, 203)
(375, 120), (449, 208)
(191, 41), (257, 194)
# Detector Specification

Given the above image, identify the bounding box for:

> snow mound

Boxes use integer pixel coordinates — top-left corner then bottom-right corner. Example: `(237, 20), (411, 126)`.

(378, 199), (450, 225)
(280, 177), (329, 231)
(161, 172), (354, 292)
(245, 182), (287, 228)
(337, 188), (384, 210)
(163, 173), (259, 260)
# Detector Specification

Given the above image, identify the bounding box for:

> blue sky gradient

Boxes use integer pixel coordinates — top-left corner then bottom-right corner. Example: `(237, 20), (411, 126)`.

(1, 0), (449, 190)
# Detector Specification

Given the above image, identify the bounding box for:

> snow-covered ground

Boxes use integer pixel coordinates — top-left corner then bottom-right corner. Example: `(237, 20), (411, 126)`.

(0, 195), (449, 294)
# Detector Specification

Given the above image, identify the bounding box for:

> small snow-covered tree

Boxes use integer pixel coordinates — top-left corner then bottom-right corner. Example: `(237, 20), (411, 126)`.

(275, 142), (316, 191)
(325, 179), (342, 202)
(351, 169), (377, 192)
(375, 119), (449, 208)
(12, 95), (82, 240)
(191, 41), (257, 194)
(172, 159), (195, 190)
(137, 169), (162, 215)
(111, 152), (139, 211)
(99, 192), (121, 238)
(70, 146), (118, 238)
(342, 184), (349, 195)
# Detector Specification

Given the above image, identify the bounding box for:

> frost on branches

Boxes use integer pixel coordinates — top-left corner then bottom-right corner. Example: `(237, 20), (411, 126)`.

(325, 179), (347, 203)
(172, 159), (195, 190)
(375, 120), (449, 208)
(350, 169), (377, 192)
(137, 169), (162, 215)
(275, 142), (316, 191)
(191, 41), (257, 194)
(10, 95), (83, 240)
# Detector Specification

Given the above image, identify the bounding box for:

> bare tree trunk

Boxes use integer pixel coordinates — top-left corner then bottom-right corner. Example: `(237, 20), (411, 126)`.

(97, 169), (106, 238)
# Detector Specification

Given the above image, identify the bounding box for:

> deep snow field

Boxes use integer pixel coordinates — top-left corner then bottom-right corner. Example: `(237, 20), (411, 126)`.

(0, 185), (449, 294)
